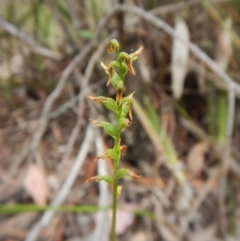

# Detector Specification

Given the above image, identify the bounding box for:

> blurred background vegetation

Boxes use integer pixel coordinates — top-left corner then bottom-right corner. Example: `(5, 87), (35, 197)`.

(0, 0), (240, 241)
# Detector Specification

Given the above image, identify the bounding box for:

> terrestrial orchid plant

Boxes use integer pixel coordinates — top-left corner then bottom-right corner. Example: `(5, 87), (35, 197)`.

(87, 39), (143, 241)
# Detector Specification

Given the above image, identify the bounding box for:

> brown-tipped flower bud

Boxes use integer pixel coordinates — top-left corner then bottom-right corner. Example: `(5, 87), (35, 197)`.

(107, 39), (119, 54)
(117, 118), (133, 130)
(118, 46), (144, 75)
(119, 145), (127, 155)
(87, 96), (107, 103)
(101, 62), (112, 86)
(122, 118), (133, 127)
(86, 175), (114, 184)
(104, 98), (119, 113)
(88, 96), (119, 114)
(101, 61), (120, 87)
(101, 62), (109, 74)
(120, 102), (129, 119)
(125, 56), (135, 75)
(121, 92), (135, 120)
(116, 168), (141, 179)
(130, 45), (144, 60)
(107, 65), (115, 86)
(116, 81), (124, 104)
(126, 92), (134, 120)
(111, 73), (121, 90)
(89, 119), (117, 138)
(125, 169), (141, 178)
(118, 52), (135, 75)
(96, 148), (118, 162)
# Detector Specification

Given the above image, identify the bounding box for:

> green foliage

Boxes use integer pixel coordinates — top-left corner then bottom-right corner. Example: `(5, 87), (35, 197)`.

(207, 86), (228, 144)
(135, 94), (184, 183)
(0, 204), (157, 221)
(79, 30), (94, 40)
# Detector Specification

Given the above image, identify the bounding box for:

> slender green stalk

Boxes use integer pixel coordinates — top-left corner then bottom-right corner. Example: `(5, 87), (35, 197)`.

(111, 131), (121, 241)
(87, 39), (143, 240)
(111, 175), (118, 241)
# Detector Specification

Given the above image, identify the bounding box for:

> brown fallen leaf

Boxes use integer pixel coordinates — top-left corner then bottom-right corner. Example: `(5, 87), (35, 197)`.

(82, 157), (97, 180)
(187, 142), (209, 176)
(23, 164), (48, 205)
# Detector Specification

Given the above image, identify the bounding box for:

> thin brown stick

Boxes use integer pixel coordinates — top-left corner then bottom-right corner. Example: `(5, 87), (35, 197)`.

(25, 31), (117, 241)
(126, 0), (230, 28)
(92, 133), (111, 241)
(180, 169), (219, 239)
(0, 16), (62, 60)
(26, 9), (118, 164)
(26, 41), (94, 164)
(151, 0), (230, 15)
(59, 32), (117, 168)
(113, 4), (240, 95)
(25, 125), (94, 241)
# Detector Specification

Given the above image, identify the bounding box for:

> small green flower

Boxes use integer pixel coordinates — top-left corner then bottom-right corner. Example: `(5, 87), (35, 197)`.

(87, 96), (119, 113)
(107, 39), (119, 54)
(116, 81), (124, 104)
(89, 119), (117, 138)
(95, 148), (118, 162)
(86, 175), (114, 184)
(117, 118), (133, 130)
(121, 92), (134, 120)
(116, 168), (141, 179)
(118, 46), (144, 75)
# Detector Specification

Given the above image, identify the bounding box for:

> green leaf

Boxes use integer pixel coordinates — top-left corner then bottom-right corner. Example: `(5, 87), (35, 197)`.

(97, 175), (114, 184)
(104, 98), (119, 113)
(102, 122), (118, 138)
(87, 175), (114, 184)
(79, 30), (94, 40)
(117, 118), (132, 130)
(111, 73), (121, 90)
(116, 168), (127, 179)
(115, 168), (141, 179)
(105, 149), (118, 160)
(120, 102), (129, 118)
(121, 61), (128, 78)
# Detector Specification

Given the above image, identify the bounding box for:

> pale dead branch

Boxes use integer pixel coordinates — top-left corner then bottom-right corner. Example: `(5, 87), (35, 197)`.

(25, 124), (94, 241)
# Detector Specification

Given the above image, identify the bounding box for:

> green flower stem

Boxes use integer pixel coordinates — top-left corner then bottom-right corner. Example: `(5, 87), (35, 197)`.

(111, 133), (120, 241)
(88, 39), (143, 241)
(111, 174), (118, 241)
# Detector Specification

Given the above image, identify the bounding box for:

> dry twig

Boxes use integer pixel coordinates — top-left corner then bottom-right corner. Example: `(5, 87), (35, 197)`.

(25, 125), (94, 241)
(0, 16), (62, 60)
(59, 32), (117, 169)
(26, 41), (94, 164)
(91, 134), (111, 241)
(26, 8), (119, 165)
(114, 4), (240, 95)
(180, 169), (219, 239)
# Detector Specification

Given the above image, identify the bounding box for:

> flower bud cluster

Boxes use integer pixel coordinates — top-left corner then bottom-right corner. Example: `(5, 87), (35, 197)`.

(87, 39), (143, 193)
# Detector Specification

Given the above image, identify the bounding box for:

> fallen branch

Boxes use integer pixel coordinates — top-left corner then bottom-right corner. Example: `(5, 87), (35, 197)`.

(0, 16), (62, 60)
(25, 125), (94, 241)
(59, 32), (117, 169)
(26, 41), (94, 164)
(114, 4), (240, 95)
